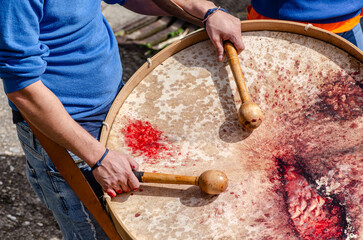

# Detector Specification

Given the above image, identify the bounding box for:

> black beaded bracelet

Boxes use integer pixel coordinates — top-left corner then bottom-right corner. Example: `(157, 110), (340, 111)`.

(91, 148), (109, 171)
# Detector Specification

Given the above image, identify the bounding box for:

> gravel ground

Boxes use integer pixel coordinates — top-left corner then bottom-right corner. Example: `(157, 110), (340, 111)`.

(0, 155), (62, 240)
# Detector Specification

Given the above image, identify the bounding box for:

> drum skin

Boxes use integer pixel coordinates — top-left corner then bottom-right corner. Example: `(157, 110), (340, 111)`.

(100, 20), (362, 240)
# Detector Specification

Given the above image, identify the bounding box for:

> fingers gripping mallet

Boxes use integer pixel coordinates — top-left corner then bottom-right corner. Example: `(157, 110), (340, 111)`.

(133, 170), (228, 195)
(224, 41), (263, 130)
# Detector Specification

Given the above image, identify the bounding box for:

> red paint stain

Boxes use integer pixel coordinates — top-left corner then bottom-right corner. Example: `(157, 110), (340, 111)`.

(214, 207), (225, 216)
(261, 70), (361, 238)
(121, 119), (171, 164)
(307, 75), (362, 122)
(295, 60), (300, 69)
(255, 218), (266, 223)
(278, 160), (345, 240)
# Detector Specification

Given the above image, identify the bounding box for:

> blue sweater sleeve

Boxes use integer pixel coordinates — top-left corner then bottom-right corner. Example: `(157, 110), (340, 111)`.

(0, 0), (50, 94)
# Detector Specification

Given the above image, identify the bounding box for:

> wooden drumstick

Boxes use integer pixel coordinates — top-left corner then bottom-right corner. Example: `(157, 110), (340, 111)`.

(133, 170), (228, 195)
(224, 41), (263, 130)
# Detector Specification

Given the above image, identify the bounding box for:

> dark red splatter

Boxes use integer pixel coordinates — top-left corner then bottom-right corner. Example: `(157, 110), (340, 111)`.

(261, 70), (361, 238)
(306, 75), (362, 122)
(121, 120), (171, 164)
(277, 160), (345, 240)
(135, 213), (141, 217)
(295, 60), (300, 69)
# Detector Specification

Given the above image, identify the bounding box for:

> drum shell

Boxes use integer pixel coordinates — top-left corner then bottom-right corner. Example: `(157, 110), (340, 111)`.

(100, 20), (363, 240)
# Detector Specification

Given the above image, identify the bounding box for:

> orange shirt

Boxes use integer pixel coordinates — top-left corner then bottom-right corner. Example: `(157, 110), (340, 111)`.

(247, 5), (363, 33)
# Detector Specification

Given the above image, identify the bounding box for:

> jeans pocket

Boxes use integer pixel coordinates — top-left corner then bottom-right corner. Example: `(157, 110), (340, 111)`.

(46, 170), (70, 214)
(25, 160), (50, 209)
(16, 122), (101, 226)
(46, 169), (95, 223)
(17, 123), (43, 159)
(19, 140), (43, 160)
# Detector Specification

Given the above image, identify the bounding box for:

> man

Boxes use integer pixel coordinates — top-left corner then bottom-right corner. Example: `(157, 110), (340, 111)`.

(0, 0), (244, 239)
(247, 0), (363, 50)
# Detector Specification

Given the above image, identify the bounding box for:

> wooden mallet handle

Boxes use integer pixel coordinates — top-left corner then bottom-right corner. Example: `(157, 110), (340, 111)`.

(224, 41), (251, 103)
(223, 41), (263, 130)
(133, 170), (228, 195)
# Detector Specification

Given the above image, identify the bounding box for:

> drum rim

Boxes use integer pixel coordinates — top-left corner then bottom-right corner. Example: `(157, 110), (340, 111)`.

(100, 19), (363, 240)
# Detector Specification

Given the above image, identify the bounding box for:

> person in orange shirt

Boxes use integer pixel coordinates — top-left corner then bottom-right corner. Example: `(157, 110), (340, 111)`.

(247, 0), (363, 50)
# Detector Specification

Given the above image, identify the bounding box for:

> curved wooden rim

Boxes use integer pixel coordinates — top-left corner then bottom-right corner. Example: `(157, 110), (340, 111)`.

(100, 19), (363, 239)
(242, 20), (363, 62)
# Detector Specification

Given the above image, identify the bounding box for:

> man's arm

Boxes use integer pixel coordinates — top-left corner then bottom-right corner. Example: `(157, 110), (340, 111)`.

(7, 81), (140, 197)
(124, 0), (245, 61)
(123, 0), (170, 15)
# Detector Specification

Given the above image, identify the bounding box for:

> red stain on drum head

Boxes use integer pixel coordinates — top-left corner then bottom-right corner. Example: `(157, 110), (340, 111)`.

(121, 120), (170, 164)
(260, 70), (363, 239)
(306, 73), (362, 122)
(277, 160), (345, 240)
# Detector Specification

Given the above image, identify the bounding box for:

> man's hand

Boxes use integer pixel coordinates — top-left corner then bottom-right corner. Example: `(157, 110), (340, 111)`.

(92, 150), (140, 197)
(148, 0), (245, 62)
(205, 10), (245, 61)
(8, 81), (140, 198)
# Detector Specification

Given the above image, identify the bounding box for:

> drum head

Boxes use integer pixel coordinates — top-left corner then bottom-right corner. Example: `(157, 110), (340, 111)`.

(101, 20), (362, 240)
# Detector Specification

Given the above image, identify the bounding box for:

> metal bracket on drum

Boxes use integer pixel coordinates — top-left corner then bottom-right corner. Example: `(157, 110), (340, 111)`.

(102, 121), (110, 131)
(304, 23), (313, 31)
(147, 58), (152, 68)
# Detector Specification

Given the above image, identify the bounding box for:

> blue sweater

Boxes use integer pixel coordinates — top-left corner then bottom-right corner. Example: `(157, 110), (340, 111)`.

(0, 0), (126, 137)
(251, 0), (363, 23)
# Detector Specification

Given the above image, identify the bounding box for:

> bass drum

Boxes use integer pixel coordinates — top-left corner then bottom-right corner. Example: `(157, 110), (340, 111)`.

(100, 20), (363, 240)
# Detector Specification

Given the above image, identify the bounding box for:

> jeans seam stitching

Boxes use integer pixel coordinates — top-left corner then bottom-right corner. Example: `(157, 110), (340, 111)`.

(20, 141), (42, 160)
(46, 171), (69, 214)
(26, 160), (50, 209)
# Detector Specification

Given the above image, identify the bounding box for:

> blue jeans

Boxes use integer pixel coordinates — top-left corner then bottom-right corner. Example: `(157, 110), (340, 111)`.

(337, 20), (363, 51)
(16, 122), (109, 240)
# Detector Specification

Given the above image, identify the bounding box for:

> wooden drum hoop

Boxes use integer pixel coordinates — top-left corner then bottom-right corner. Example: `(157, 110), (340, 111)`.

(100, 20), (363, 240)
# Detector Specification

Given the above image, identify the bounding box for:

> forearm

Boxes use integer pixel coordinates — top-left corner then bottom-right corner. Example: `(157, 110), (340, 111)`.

(123, 0), (216, 23)
(123, 0), (170, 16)
(7, 81), (105, 167)
(152, 0), (244, 60)
(171, 0), (216, 19)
